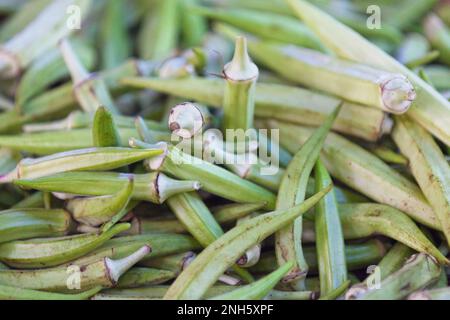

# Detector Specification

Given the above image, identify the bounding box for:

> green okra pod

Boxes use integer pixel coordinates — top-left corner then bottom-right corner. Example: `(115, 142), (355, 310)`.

(180, 0), (207, 48)
(396, 33), (431, 67)
(286, 0), (450, 147)
(0, 285), (101, 300)
(374, 243), (415, 282)
(424, 14), (450, 66)
(141, 142), (276, 209)
(66, 179), (133, 226)
(116, 267), (175, 289)
(0, 0), (92, 78)
(0, 223), (130, 268)
(139, 252), (196, 276)
(217, 24), (415, 114)
(168, 102), (209, 139)
(423, 65), (450, 91)
(163, 185), (331, 299)
(275, 106), (340, 289)
(236, 213), (261, 268)
(137, 0), (179, 60)
(99, 0), (131, 69)
(222, 36), (258, 131)
(338, 203), (448, 265)
(15, 171), (200, 204)
(92, 107), (122, 147)
(11, 192), (44, 209)
(191, 5), (324, 51)
(264, 120), (439, 229)
(314, 160), (347, 296)
(0, 245), (150, 292)
(209, 261), (294, 300)
(392, 116), (450, 247)
(409, 287), (450, 300)
(122, 77), (391, 141)
(0, 208), (73, 243)
(346, 253), (441, 300)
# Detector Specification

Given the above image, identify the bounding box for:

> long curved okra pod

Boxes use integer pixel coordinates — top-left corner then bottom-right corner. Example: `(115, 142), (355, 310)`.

(139, 252), (196, 276)
(209, 261), (294, 300)
(15, 171), (200, 204)
(392, 116), (450, 246)
(314, 160), (347, 295)
(180, 0), (207, 47)
(0, 147), (162, 183)
(122, 77), (391, 141)
(275, 106), (340, 289)
(286, 0), (450, 147)
(163, 184), (331, 299)
(222, 36), (258, 131)
(0, 245), (150, 292)
(0, 285), (102, 300)
(0, 0), (92, 78)
(216, 23), (415, 114)
(0, 223), (130, 268)
(262, 120), (439, 229)
(339, 203), (447, 264)
(141, 142), (276, 209)
(0, 208), (73, 243)
(66, 179), (133, 226)
(346, 253), (441, 300)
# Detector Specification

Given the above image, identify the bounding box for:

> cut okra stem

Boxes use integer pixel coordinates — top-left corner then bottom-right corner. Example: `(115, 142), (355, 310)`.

(168, 102), (208, 139)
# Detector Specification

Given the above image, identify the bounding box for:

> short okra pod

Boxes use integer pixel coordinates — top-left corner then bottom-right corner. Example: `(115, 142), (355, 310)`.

(209, 261), (294, 300)
(314, 160), (347, 296)
(163, 185), (331, 299)
(15, 171), (200, 204)
(0, 223), (131, 268)
(393, 116), (450, 247)
(275, 106), (340, 289)
(11, 192), (44, 209)
(116, 267), (176, 289)
(265, 120), (439, 229)
(286, 0), (450, 147)
(217, 23), (416, 114)
(140, 142), (276, 209)
(0, 146), (163, 183)
(122, 77), (391, 141)
(66, 179), (133, 226)
(346, 253), (441, 300)
(0, 245), (150, 292)
(0, 208), (73, 243)
(0, 0), (92, 78)
(222, 36), (259, 131)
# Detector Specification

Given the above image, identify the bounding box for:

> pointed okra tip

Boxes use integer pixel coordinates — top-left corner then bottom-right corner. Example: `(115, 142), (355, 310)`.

(224, 36), (259, 81)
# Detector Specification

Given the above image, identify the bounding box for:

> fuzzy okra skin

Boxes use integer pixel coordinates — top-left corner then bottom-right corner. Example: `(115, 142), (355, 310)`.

(222, 36), (259, 131)
(163, 185), (331, 300)
(15, 171), (200, 204)
(314, 160), (347, 295)
(275, 106), (340, 289)
(285, 0), (450, 147)
(347, 253), (441, 300)
(122, 77), (391, 142)
(263, 120), (440, 230)
(146, 143), (276, 210)
(0, 223), (131, 268)
(392, 116), (450, 247)
(0, 245), (150, 293)
(0, 208), (73, 243)
(216, 24), (415, 114)
(0, 147), (163, 183)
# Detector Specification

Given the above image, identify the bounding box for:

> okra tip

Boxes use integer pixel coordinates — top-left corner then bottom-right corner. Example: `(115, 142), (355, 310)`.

(168, 102), (205, 139)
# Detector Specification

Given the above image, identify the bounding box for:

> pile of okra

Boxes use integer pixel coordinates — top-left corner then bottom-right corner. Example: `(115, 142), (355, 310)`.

(0, 0), (449, 300)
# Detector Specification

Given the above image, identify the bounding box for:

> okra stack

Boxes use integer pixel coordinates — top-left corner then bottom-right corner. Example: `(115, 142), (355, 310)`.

(0, 0), (448, 302)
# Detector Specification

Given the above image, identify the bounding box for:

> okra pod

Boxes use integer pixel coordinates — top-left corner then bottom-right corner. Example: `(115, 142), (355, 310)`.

(15, 171), (200, 204)
(0, 147), (163, 183)
(122, 77), (391, 141)
(286, 0), (450, 147)
(116, 267), (175, 289)
(180, 0), (207, 48)
(275, 106), (340, 288)
(0, 223), (130, 268)
(314, 160), (347, 295)
(0, 285), (101, 300)
(346, 253), (441, 300)
(0, 245), (150, 292)
(0, 208), (73, 243)
(163, 185), (331, 299)
(424, 14), (450, 66)
(92, 107), (122, 147)
(392, 116), (450, 246)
